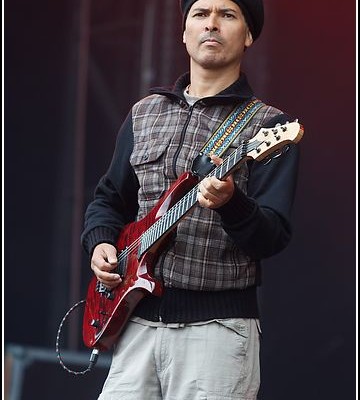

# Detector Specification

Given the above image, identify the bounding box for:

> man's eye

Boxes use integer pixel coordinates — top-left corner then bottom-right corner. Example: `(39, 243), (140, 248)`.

(223, 13), (235, 19)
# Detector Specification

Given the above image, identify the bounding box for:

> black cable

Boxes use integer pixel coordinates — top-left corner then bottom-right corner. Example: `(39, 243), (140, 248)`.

(55, 299), (99, 375)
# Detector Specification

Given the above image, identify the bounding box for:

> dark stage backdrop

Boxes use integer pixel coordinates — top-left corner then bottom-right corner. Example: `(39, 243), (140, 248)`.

(4, 0), (356, 399)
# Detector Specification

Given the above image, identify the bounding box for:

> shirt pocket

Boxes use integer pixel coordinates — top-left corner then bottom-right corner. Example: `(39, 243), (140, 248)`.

(130, 136), (171, 204)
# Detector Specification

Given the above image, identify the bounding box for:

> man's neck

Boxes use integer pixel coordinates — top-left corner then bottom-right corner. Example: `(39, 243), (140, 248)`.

(188, 63), (241, 98)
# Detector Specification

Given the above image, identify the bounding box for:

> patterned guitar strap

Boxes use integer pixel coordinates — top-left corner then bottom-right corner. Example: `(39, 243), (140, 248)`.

(191, 98), (265, 177)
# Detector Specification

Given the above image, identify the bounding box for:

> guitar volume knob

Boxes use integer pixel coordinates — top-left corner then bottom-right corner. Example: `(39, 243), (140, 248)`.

(90, 319), (100, 328)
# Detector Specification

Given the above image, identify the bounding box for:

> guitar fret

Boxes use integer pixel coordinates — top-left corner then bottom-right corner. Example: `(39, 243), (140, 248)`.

(155, 217), (162, 237)
(151, 224), (157, 243)
(172, 206), (177, 223)
(179, 196), (185, 216)
(168, 207), (175, 227)
(176, 203), (183, 220)
(144, 228), (152, 252)
(158, 217), (166, 236)
(174, 203), (181, 221)
(140, 234), (146, 254)
(188, 188), (197, 210)
(184, 192), (190, 212)
(187, 192), (192, 210)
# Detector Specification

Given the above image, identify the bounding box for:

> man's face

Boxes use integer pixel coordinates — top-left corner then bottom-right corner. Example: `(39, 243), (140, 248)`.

(183, 0), (253, 70)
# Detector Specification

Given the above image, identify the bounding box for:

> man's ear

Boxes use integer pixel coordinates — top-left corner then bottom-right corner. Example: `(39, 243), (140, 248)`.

(183, 31), (186, 44)
(245, 30), (253, 48)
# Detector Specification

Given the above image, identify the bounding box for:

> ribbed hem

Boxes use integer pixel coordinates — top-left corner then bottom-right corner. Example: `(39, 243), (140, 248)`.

(82, 226), (119, 256)
(133, 285), (259, 323)
(216, 187), (257, 225)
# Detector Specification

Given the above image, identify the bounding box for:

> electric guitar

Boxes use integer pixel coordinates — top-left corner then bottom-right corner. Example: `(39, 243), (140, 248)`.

(83, 121), (304, 351)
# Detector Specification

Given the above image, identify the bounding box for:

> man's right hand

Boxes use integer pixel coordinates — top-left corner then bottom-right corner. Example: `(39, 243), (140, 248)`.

(91, 243), (122, 289)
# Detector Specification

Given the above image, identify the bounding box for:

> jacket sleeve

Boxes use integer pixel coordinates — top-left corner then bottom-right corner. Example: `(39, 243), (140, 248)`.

(216, 114), (300, 259)
(81, 111), (139, 256)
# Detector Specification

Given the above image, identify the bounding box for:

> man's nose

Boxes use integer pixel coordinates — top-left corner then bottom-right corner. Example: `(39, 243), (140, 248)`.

(205, 15), (219, 31)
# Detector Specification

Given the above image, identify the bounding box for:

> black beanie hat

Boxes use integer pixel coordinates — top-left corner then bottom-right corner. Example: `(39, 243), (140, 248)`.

(180, 0), (264, 41)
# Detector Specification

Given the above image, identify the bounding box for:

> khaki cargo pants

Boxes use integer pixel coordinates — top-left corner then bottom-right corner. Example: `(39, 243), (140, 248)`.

(98, 317), (260, 400)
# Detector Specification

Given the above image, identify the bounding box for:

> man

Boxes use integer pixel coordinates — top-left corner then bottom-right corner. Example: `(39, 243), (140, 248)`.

(81, 0), (300, 398)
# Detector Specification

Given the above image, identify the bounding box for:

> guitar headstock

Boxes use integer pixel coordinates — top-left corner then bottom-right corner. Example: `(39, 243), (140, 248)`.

(247, 121), (304, 161)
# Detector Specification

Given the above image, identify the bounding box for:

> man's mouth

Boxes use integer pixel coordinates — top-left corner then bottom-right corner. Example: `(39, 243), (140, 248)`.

(200, 34), (222, 45)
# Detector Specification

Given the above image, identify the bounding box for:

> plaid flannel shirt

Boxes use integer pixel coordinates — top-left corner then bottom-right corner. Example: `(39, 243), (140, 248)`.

(130, 94), (282, 291)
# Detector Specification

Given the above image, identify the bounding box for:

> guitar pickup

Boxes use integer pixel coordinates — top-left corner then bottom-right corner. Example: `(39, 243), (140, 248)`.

(96, 281), (115, 300)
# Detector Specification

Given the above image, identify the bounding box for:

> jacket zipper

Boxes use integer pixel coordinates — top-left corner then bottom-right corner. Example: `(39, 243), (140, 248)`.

(159, 103), (195, 322)
(171, 104), (194, 178)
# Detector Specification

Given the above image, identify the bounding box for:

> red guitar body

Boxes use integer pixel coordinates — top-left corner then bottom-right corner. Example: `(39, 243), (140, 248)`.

(82, 171), (198, 351)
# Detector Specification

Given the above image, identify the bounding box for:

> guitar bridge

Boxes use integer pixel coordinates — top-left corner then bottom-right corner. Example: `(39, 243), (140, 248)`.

(96, 281), (115, 300)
